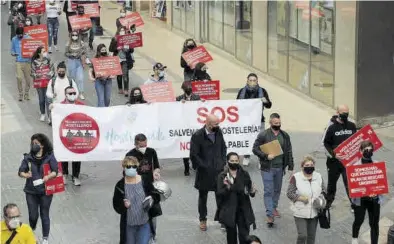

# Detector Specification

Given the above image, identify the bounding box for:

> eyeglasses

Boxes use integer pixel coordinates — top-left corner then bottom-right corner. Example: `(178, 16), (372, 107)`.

(67, 92), (76, 95)
(125, 165), (138, 169)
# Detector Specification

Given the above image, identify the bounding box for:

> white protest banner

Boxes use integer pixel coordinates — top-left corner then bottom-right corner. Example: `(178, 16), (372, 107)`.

(52, 99), (262, 161)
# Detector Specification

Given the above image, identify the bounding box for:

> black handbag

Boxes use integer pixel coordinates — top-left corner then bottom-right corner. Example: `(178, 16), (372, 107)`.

(318, 208), (330, 229)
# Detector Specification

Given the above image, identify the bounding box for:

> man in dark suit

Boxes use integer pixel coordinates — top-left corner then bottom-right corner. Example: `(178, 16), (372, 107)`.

(190, 114), (227, 231)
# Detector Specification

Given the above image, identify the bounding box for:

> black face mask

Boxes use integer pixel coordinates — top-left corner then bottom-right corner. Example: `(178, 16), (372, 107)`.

(246, 85), (257, 92)
(303, 166), (315, 175)
(101, 52), (108, 56)
(339, 113), (349, 122)
(17, 34), (23, 39)
(271, 125), (281, 131)
(228, 163), (239, 170)
(78, 10), (84, 15)
(211, 126), (219, 133)
(30, 144), (41, 155)
(187, 44), (195, 49)
(133, 94), (142, 101)
(58, 72), (66, 78)
(362, 149), (373, 159)
(184, 88), (192, 95)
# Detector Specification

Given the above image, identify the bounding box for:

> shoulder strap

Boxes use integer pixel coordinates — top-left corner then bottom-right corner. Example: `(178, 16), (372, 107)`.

(5, 230), (17, 244)
(51, 76), (56, 94)
(67, 76), (73, 87)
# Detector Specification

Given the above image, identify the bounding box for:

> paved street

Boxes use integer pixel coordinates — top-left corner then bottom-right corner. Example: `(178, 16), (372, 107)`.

(1, 4), (394, 244)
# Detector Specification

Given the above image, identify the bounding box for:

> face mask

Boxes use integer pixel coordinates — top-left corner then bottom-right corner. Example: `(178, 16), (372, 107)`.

(8, 218), (20, 229)
(133, 94), (142, 100)
(58, 72), (65, 78)
(271, 125), (281, 131)
(120, 13), (126, 17)
(78, 10), (84, 15)
(184, 88), (192, 95)
(362, 149), (373, 159)
(17, 35), (23, 39)
(18, 3), (23, 9)
(158, 71), (165, 78)
(100, 51), (108, 56)
(246, 85), (257, 92)
(339, 113), (349, 122)
(30, 144), (41, 155)
(119, 31), (125, 35)
(187, 44), (195, 49)
(228, 163), (239, 170)
(25, 21), (31, 26)
(125, 168), (137, 177)
(42, 52), (48, 58)
(66, 94), (76, 102)
(211, 126), (219, 132)
(72, 35), (78, 41)
(138, 147), (147, 154)
(303, 166), (315, 175)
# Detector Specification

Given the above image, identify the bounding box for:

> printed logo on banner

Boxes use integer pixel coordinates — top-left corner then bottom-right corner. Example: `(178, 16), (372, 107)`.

(59, 113), (100, 154)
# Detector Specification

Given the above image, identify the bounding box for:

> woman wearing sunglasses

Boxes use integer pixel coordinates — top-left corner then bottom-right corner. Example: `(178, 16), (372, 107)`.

(113, 156), (162, 244)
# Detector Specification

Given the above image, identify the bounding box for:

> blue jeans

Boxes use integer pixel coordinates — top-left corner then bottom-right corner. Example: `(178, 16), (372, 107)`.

(36, 87), (48, 115)
(47, 17), (59, 47)
(26, 193), (53, 238)
(67, 58), (84, 93)
(94, 79), (112, 107)
(261, 167), (283, 217)
(126, 222), (151, 244)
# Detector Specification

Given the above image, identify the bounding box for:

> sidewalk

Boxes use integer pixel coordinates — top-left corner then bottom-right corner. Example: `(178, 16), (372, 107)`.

(98, 2), (335, 133)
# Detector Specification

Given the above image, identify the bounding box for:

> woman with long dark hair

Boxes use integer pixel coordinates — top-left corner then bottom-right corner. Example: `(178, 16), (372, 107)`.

(180, 38), (197, 81)
(126, 87), (147, 105)
(31, 46), (53, 122)
(89, 43), (114, 107)
(18, 133), (58, 244)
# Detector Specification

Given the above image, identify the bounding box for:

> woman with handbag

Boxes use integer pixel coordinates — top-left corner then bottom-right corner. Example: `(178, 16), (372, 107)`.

(112, 156), (162, 244)
(287, 156), (326, 244)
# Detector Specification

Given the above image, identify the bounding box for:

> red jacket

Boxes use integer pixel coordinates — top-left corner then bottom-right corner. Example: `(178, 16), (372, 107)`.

(61, 99), (85, 105)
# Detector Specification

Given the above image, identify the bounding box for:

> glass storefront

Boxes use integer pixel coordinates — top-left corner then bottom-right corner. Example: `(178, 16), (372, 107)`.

(171, 0), (336, 107)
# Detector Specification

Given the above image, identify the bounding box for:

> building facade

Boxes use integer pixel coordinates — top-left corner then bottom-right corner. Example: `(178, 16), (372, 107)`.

(163, 0), (394, 124)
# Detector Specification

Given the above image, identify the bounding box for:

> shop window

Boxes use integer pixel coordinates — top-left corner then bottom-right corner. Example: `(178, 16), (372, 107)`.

(235, 1), (252, 64)
(172, 0), (195, 36)
(208, 1), (224, 47)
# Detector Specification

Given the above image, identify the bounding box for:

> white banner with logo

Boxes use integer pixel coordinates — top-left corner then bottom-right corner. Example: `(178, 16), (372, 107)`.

(51, 99), (262, 161)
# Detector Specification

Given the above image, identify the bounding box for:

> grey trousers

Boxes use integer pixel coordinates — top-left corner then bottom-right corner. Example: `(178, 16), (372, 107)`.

(294, 217), (318, 244)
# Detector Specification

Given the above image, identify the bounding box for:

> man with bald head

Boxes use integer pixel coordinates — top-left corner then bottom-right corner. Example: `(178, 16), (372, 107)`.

(190, 113), (227, 231)
(323, 104), (357, 210)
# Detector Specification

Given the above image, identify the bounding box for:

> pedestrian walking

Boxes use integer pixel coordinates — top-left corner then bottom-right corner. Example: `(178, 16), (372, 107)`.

(46, 0), (61, 53)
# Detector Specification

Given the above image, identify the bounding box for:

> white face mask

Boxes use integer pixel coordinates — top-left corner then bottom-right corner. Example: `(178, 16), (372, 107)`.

(120, 13), (126, 17)
(66, 94), (76, 102)
(42, 52), (48, 58)
(18, 3), (23, 9)
(72, 36), (78, 41)
(25, 21), (31, 26)
(119, 31), (125, 35)
(159, 71), (165, 78)
(49, 0), (55, 4)
(8, 218), (20, 229)
(138, 147), (147, 154)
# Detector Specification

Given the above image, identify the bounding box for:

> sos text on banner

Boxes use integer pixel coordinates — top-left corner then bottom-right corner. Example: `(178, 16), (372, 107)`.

(51, 99), (262, 161)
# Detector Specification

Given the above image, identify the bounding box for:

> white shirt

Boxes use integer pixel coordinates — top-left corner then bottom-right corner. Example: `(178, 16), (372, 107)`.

(46, 2), (61, 18)
(46, 76), (79, 103)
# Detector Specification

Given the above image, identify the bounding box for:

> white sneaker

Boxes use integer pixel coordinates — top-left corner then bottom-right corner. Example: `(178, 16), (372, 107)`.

(63, 175), (68, 185)
(48, 46), (52, 53)
(73, 177), (81, 186)
(243, 157), (250, 166)
(54, 46), (58, 51)
(42, 239), (49, 244)
(39, 114), (45, 121)
(79, 93), (85, 100)
(351, 238), (358, 244)
(47, 117), (51, 124)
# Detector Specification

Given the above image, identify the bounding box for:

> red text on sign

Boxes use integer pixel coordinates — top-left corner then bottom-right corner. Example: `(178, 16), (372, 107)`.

(197, 106), (239, 124)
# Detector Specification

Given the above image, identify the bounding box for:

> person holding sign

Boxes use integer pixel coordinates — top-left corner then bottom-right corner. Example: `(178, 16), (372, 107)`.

(11, 26), (31, 101)
(8, 2), (26, 40)
(181, 38), (197, 81)
(31, 46), (53, 122)
(46, 0), (62, 53)
(18, 133), (58, 244)
(191, 62), (211, 82)
(88, 44), (114, 107)
(252, 113), (294, 227)
(323, 104), (357, 210)
(144, 63), (168, 84)
(176, 81), (202, 176)
(237, 73), (272, 166)
(23, 16), (34, 27)
(351, 141), (382, 244)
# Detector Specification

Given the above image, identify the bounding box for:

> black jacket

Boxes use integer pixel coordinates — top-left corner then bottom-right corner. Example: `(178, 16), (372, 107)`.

(215, 166), (256, 229)
(252, 128), (294, 172)
(180, 50), (193, 75)
(191, 70), (211, 81)
(176, 93), (201, 101)
(236, 86), (272, 122)
(125, 148), (160, 184)
(112, 177), (162, 244)
(190, 127), (227, 191)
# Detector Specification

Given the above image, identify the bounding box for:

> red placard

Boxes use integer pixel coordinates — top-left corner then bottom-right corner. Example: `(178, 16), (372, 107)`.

(25, 0), (45, 15)
(21, 38), (48, 58)
(43, 162), (65, 196)
(33, 64), (51, 88)
(68, 15), (92, 31)
(347, 162), (389, 198)
(80, 3), (100, 18)
(116, 32), (143, 50)
(140, 82), (175, 103)
(24, 24), (48, 39)
(119, 12), (144, 29)
(181, 46), (213, 69)
(91, 56), (122, 77)
(334, 124), (383, 167)
(71, 1), (78, 11)
(191, 80), (220, 100)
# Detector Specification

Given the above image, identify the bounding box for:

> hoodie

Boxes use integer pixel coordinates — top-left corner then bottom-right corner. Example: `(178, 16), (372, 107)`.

(323, 115), (357, 158)
(144, 74), (167, 84)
